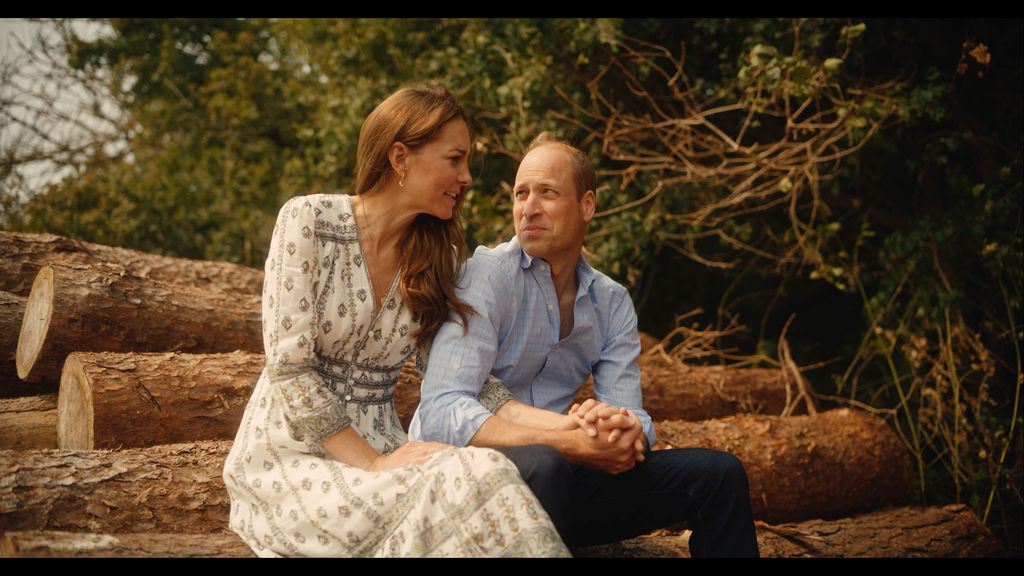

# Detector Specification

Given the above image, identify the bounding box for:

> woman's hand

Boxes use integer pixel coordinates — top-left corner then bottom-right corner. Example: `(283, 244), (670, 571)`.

(367, 441), (452, 471)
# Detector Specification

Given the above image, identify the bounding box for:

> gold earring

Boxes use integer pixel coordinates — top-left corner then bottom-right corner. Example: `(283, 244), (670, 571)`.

(399, 173), (406, 188)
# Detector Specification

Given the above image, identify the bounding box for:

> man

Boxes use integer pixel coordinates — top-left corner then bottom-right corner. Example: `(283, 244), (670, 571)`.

(409, 133), (759, 557)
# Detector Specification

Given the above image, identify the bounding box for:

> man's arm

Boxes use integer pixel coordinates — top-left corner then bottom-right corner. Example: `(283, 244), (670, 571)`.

(413, 253), (515, 446)
(588, 285), (657, 446)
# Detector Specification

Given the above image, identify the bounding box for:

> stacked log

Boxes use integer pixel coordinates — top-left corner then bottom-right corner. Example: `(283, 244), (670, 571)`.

(16, 264), (261, 383)
(0, 231), (262, 297)
(0, 442), (231, 534)
(653, 409), (915, 523)
(57, 351), (262, 450)
(1, 531), (255, 558)
(572, 504), (1003, 558)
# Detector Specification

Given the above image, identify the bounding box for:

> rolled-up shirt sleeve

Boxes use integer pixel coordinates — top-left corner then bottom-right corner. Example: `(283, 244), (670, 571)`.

(591, 286), (656, 446)
(263, 196), (351, 445)
(413, 254), (511, 446)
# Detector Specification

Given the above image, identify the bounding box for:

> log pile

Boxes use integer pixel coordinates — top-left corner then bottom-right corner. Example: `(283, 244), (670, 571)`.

(572, 504), (1003, 558)
(0, 232), (1004, 557)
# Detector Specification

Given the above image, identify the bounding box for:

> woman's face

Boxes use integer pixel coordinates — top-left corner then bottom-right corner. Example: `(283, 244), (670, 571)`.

(401, 119), (472, 221)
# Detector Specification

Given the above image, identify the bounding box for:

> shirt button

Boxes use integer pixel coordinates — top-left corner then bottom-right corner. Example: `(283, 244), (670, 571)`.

(547, 304), (553, 311)
(540, 265), (546, 271)
(344, 394), (352, 401)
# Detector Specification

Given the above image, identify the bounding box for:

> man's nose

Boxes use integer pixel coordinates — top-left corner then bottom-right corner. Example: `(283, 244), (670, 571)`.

(522, 190), (540, 217)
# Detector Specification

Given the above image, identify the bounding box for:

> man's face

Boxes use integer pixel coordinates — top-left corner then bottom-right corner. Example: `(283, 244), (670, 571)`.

(512, 144), (595, 263)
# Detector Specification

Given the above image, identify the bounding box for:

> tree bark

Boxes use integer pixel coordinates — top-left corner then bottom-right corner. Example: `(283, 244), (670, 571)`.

(3, 504), (1001, 557)
(58, 351), (263, 450)
(16, 264), (262, 383)
(0, 231), (263, 297)
(1, 531), (255, 558)
(0, 441), (231, 534)
(0, 394), (57, 450)
(578, 353), (802, 421)
(572, 504), (1004, 558)
(653, 409), (915, 523)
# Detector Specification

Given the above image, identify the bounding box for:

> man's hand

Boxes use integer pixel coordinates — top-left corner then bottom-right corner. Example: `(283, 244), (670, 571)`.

(564, 418), (644, 474)
(568, 399), (646, 460)
(566, 399), (631, 438)
(563, 399), (648, 472)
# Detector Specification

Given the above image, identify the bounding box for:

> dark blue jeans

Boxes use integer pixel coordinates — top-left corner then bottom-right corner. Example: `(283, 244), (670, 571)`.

(494, 445), (760, 557)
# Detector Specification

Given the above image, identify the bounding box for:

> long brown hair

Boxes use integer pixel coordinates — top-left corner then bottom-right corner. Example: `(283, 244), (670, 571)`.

(354, 83), (473, 346)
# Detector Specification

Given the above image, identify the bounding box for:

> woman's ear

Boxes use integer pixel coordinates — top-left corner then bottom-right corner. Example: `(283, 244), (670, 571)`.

(388, 142), (411, 176)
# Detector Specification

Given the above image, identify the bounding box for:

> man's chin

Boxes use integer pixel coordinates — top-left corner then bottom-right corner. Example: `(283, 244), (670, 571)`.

(517, 237), (552, 259)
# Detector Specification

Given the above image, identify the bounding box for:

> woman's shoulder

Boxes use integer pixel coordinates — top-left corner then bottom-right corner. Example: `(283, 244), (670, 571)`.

(277, 193), (355, 219)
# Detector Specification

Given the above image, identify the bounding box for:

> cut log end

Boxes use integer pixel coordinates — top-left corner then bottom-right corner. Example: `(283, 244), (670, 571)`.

(16, 266), (54, 381)
(58, 353), (93, 450)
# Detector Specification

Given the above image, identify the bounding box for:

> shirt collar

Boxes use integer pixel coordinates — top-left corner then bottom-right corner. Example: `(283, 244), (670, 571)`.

(512, 236), (597, 295)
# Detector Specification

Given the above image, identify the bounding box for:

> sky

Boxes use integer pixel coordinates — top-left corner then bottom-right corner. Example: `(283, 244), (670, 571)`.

(1, 19), (119, 201)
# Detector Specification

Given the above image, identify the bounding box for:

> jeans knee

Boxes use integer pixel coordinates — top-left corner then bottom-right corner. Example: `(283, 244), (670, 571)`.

(712, 451), (750, 491)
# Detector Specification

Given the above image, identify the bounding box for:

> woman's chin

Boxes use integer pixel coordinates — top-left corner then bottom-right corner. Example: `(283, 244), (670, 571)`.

(429, 207), (455, 221)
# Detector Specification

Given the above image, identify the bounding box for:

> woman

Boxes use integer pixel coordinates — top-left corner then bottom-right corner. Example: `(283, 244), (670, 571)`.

(223, 84), (570, 557)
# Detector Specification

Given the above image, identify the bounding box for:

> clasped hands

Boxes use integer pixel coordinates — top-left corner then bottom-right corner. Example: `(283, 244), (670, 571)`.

(561, 398), (647, 474)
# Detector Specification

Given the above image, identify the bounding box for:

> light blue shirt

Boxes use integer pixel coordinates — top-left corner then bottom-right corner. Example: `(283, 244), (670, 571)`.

(408, 237), (655, 447)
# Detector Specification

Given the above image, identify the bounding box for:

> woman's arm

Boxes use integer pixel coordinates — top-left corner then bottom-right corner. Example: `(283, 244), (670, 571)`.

(321, 427), (451, 471)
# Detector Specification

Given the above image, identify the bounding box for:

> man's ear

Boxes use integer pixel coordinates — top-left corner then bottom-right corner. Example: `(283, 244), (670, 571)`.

(388, 142), (411, 176)
(581, 189), (596, 223)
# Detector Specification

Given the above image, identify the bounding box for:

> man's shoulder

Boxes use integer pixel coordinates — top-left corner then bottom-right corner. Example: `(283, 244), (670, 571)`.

(584, 261), (632, 302)
(467, 239), (521, 276)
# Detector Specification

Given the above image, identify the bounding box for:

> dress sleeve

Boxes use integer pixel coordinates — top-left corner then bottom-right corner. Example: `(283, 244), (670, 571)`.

(263, 196), (351, 444)
(478, 375), (515, 414)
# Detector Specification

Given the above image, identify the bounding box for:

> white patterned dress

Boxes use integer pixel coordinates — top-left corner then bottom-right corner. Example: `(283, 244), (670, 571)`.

(223, 193), (569, 557)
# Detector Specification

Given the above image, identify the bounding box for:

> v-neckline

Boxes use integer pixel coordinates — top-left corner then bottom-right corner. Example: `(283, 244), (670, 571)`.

(349, 195), (401, 320)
